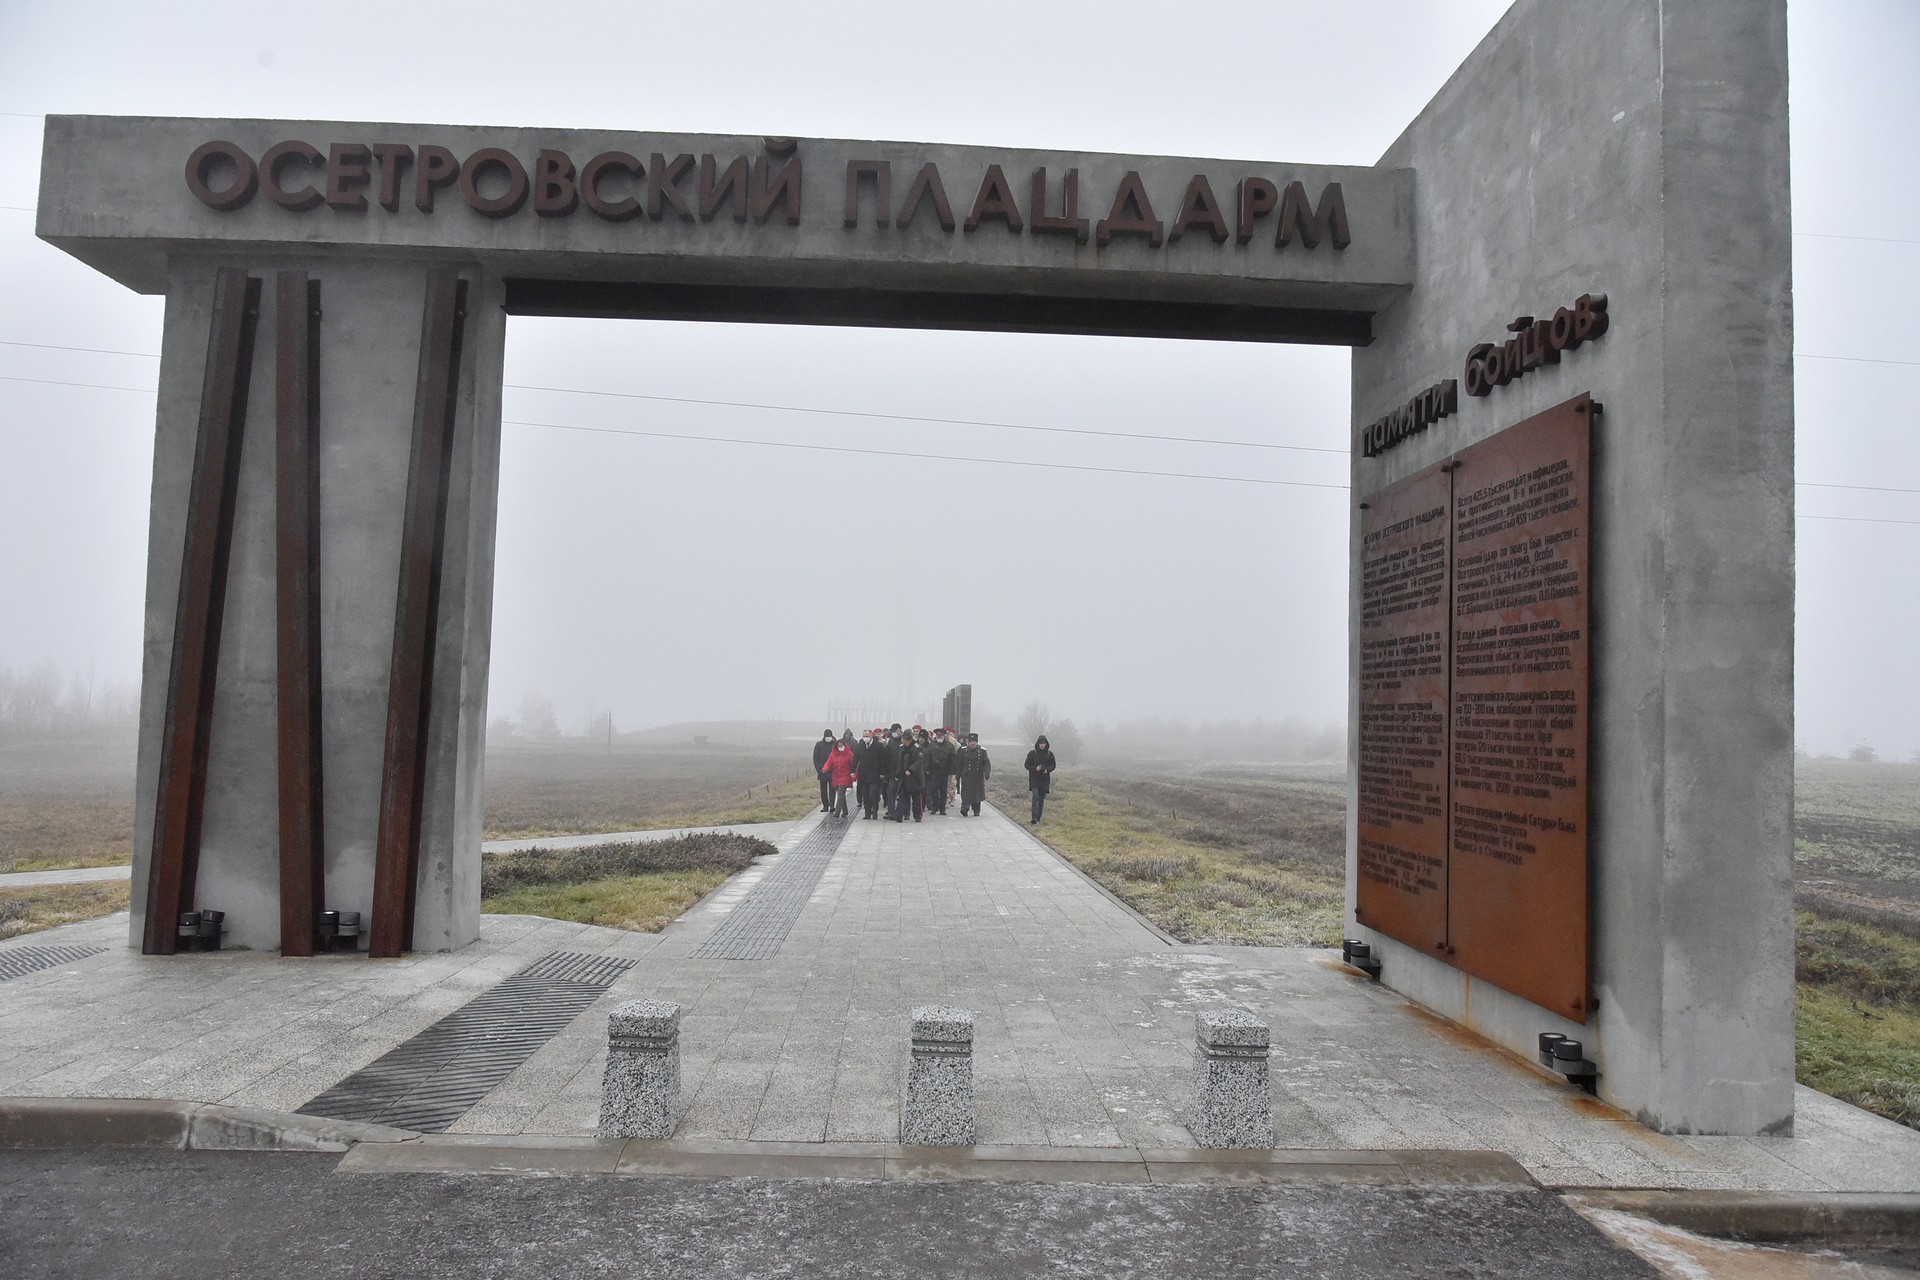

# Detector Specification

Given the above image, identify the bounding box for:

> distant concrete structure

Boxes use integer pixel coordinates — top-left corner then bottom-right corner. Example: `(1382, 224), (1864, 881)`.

(902, 1005), (974, 1146)
(1188, 1010), (1273, 1149)
(597, 1000), (681, 1140)
(34, 0), (1793, 1135)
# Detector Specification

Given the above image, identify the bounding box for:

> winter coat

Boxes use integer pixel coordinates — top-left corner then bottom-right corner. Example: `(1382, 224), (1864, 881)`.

(957, 745), (991, 782)
(819, 743), (857, 787)
(813, 737), (835, 770)
(926, 738), (958, 773)
(1024, 747), (1057, 794)
(898, 743), (927, 792)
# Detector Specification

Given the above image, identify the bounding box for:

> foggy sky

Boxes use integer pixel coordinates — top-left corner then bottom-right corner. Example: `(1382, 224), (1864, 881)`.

(0, 1), (1915, 756)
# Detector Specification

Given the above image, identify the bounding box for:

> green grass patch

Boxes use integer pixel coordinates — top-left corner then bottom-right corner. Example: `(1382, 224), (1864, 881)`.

(483, 869), (732, 933)
(478, 830), (772, 933)
(987, 766), (1345, 947)
(0, 880), (130, 940)
(1796, 982), (1920, 1129)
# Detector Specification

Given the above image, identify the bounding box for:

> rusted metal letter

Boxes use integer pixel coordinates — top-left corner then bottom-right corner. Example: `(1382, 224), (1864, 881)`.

(698, 154), (750, 223)
(1235, 177), (1277, 244)
(648, 153), (695, 222)
(750, 149), (802, 225)
(896, 162), (955, 232)
(533, 150), (579, 218)
(370, 144), (413, 212)
(962, 164), (1022, 233)
(1275, 181), (1351, 250)
(1096, 171), (1163, 248)
(844, 160), (891, 229)
(414, 145), (460, 213)
(260, 141), (325, 211)
(1029, 168), (1089, 242)
(1167, 175), (1229, 244)
(459, 148), (529, 218)
(581, 152), (644, 222)
(184, 142), (257, 211)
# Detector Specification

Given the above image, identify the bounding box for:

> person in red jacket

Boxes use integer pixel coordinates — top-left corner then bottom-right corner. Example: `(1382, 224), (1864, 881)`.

(819, 733), (858, 819)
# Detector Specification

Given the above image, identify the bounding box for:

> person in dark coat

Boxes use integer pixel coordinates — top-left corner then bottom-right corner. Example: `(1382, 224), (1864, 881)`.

(880, 729), (906, 821)
(853, 729), (879, 819)
(892, 732), (928, 822)
(1024, 735), (1057, 824)
(925, 727), (957, 815)
(956, 733), (991, 816)
(812, 730), (836, 813)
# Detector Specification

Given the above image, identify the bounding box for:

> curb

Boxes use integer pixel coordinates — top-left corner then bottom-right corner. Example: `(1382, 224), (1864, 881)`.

(0, 1097), (417, 1153)
(1565, 1190), (1920, 1247)
(337, 1136), (1535, 1187)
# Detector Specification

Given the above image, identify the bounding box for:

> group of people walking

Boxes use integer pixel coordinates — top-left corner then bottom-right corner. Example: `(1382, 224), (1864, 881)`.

(812, 726), (1058, 824)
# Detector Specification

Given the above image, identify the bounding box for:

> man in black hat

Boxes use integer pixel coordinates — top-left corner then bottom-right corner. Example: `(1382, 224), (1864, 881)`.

(813, 730), (836, 813)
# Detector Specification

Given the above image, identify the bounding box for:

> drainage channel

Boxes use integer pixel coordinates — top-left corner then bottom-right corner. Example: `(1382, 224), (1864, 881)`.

(297, 950), (635, 1132)
(691, 816), (852, 960)
(0, 945), (107, 982)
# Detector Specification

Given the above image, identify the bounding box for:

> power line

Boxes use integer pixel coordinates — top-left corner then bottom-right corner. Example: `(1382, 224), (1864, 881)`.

(1796, 231), (1920, 247)
(503, 416), (1352, 490)
(504, 381), (1348, 455)
(1798, 513), (1920, 527)
(1797, 353), (1920, 368)
(6, 370), (1920, 501)
(0, 339), (158, 359)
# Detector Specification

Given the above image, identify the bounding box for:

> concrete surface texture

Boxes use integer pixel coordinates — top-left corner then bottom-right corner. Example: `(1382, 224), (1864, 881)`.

(0, 1150), (1665, 1280)
(596, 999), (682, 1140)
(3, 808), (1916, 1193)
(1348, 0), (1796, 1135)
(127, 255), (505, 954)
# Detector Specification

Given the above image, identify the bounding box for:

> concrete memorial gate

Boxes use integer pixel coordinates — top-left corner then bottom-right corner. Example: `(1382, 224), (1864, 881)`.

(35, 0), (1791, 1136)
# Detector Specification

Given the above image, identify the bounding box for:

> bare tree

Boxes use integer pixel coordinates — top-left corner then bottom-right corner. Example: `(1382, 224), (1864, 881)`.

(1017, 700), (1051, 744)
(517, 691), (560, 741)
(1047, 717), (1084, 765)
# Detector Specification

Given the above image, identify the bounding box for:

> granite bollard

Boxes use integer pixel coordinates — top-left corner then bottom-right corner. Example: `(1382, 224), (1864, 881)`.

(597, 999), (681, 1139)
(1189, 1009), (1273, 1148)
(902, 1005), (974, 1146)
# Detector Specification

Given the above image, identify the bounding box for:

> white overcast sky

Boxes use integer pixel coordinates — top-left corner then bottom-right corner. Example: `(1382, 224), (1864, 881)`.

(0, 0), (1914, 756)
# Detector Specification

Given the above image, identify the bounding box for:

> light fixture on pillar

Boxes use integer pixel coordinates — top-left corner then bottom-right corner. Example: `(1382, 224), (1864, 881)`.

(1341, 939), (1382, 980)
(1539, 1032), (1598, 1094)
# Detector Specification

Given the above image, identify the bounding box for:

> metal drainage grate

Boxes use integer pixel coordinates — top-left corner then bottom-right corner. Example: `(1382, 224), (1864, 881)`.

(0, 945), (107, 982)
(692, 817), (851, 960)
(297, 950), (635, 1132)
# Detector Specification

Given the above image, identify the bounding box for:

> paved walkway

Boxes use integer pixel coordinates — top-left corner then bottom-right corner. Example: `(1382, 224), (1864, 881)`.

(0, 820), (797, 889)
(3, 805), (1919, 1192)
(0, 864), (132, 888)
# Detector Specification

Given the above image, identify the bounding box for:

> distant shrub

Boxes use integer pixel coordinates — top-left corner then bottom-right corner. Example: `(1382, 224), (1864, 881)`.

(481, 833), (773, 898)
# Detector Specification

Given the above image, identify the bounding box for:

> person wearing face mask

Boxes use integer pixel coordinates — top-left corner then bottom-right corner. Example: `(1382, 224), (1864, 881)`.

(1024, 734), (1057, 825)
(812, 730), (836, 813)
(925, 726), (957, 816)
(819, 731), (857, 819)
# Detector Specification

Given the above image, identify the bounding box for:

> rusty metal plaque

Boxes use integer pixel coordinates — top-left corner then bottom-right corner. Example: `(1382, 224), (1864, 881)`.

(1356, 465), (1453, 954)
(1445, 394), (1593, 1019)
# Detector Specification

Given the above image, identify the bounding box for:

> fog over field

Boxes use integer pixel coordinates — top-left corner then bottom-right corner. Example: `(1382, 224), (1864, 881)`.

(0, 1), (1915, 757)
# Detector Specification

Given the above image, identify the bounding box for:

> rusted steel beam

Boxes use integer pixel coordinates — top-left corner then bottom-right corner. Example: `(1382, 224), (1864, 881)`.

(142, 269), (261, 954)
(369, 272), (468, 958)
(275, 273), (326, 957)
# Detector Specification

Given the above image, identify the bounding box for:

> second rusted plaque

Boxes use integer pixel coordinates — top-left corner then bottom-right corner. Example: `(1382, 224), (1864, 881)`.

(1356, 467), (1453, 953)
(1446, 394), (1593, 1019)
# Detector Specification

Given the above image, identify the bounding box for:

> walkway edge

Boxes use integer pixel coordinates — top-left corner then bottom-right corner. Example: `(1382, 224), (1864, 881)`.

(1565, 1189), (1920, 1247)
(0, 1097), (417, 1152)
(987, 802), (1179, 947)
(337, 1135), (1533, 1187)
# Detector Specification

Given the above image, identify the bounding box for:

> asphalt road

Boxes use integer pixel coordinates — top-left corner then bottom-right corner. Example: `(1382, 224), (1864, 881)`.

(0, 1150), (1659, 1279)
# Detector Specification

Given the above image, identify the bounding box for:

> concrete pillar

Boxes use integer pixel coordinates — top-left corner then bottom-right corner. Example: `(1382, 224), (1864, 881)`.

(902, 1005), (974, 1146)
(1348, 0), (1795, 1134)
(1188, 1010), (1273, 1149)
(129, 254), (505, 954)
(597, 1000), (682, 1139)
